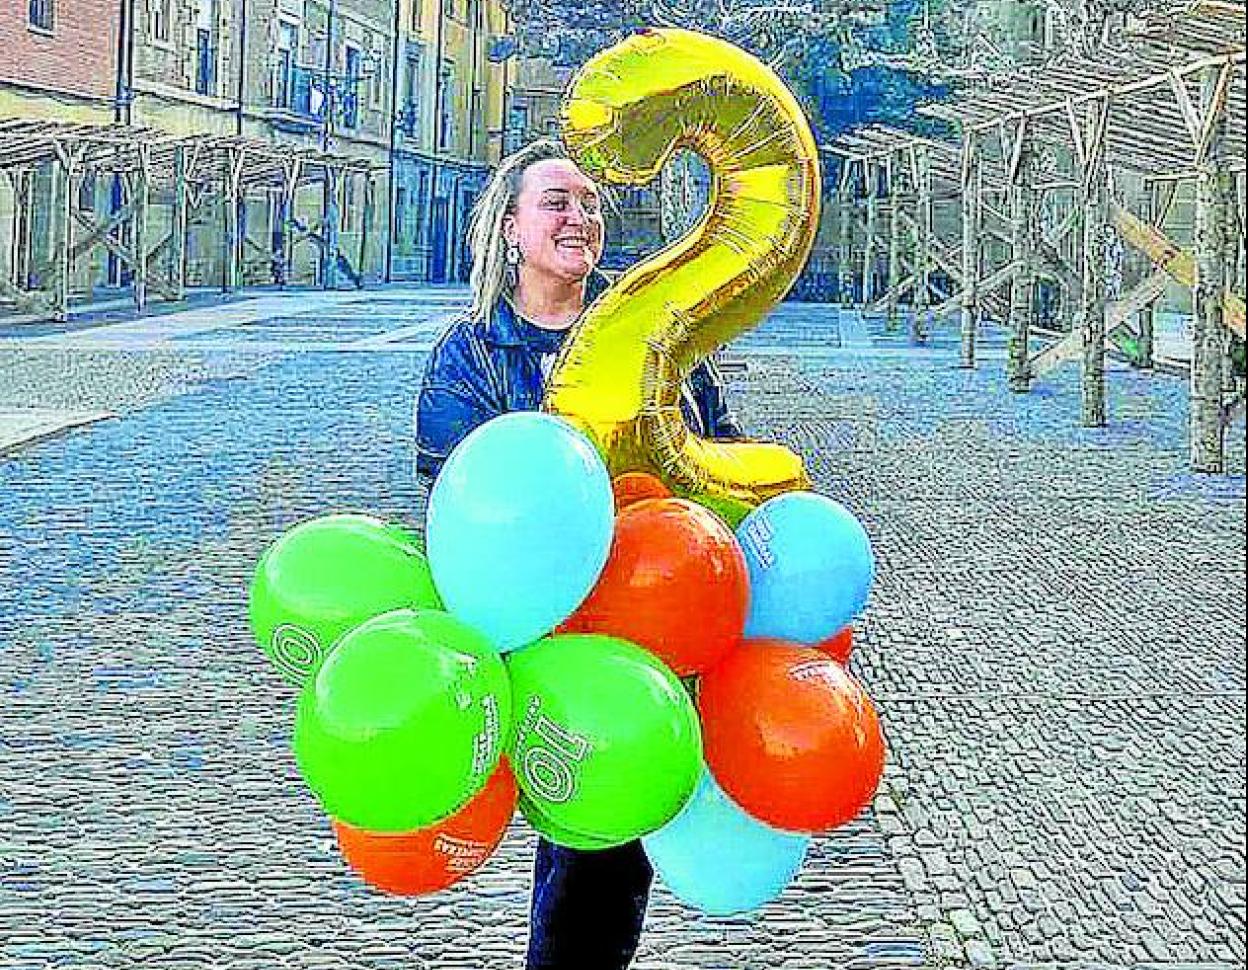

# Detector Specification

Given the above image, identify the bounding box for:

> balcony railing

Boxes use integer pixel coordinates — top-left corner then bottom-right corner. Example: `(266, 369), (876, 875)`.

(267, 65), (325, 132)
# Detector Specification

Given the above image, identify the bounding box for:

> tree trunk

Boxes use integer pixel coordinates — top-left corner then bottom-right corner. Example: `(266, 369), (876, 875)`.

(1191, 65), (1231, 472)
(960, 133), (981, 368)
(1080, 100), (1110, 428)
(1007, 141), (1033, 392)
(887, 155), (901, 330)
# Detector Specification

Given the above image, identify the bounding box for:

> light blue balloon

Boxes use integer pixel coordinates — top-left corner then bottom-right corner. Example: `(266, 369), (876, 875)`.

(643, 769), (809, 915)
(427, 413), (614, 652)
(737, 491), (874, 643)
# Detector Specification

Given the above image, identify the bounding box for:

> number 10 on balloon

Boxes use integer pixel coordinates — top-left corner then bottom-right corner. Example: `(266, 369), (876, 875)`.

(520, 697), (590, 804)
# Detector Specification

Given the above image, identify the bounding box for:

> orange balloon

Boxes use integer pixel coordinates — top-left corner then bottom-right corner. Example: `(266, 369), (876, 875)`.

(699, 640), (884, 833)
(333, 760), (518, 896)
(611, 472), (672, 511)
(561, 498), (748, 676)
(817, 626), (854, 664)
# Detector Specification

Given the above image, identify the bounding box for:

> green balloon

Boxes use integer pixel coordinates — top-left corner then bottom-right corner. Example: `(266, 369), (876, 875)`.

(250, 513), (441, 685)
(293, 609), (511, 832)
(386, 522), (426, 555)
(507, 634), (702, 848)
(686, 492), (754, 530)
(520, 794), (620, 851)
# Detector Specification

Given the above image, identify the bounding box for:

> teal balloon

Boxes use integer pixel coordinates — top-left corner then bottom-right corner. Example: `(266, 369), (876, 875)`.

(250, 513), (441, 686)
(643, 769), (809, 915)
(293, 609), (511, 832)
(427, 413), (614, 652)
(738, 492), (875, 643)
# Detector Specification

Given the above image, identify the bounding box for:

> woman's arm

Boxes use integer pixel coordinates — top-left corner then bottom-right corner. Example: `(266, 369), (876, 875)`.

(415, 322), (503, 479)
(689, 356), (744, 441)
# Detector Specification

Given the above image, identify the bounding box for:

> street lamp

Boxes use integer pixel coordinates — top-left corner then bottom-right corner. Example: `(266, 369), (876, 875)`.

(305, 50), (384, 151)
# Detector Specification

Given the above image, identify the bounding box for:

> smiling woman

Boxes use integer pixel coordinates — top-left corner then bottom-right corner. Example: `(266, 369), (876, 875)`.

(413, 139), (742, 969)
(415, 139), (741, 481)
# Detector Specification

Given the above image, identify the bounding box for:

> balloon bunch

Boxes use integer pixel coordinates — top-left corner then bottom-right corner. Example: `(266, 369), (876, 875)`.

(248, 411), (885, 914)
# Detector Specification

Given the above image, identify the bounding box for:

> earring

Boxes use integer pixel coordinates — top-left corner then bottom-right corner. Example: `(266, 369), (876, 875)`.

(505, 243), (522, 266)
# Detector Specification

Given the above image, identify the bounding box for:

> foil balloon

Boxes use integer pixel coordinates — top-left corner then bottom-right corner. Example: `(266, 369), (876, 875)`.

(545, 27), (819, 504)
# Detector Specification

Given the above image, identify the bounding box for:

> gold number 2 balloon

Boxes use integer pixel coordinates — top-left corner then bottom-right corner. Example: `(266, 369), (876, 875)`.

(544, 28), (820, 503)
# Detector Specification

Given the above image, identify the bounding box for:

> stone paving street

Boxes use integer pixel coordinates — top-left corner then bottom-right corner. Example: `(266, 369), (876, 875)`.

(0, 287), (1244, 970)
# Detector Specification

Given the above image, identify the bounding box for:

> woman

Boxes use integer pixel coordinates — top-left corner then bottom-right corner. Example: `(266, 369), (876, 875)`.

(415, 139), (740, 970)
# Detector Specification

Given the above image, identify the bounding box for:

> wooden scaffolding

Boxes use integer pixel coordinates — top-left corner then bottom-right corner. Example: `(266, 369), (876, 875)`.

(0, 120), (383, 322)
(822, 1), (1246, 472)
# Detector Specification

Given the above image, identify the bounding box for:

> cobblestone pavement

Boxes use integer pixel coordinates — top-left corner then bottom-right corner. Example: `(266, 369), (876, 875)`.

(0, 288), (1243, 970)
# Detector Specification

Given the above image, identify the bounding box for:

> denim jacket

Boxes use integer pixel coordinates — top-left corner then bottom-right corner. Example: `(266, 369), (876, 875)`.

(415, 271), (742, 478)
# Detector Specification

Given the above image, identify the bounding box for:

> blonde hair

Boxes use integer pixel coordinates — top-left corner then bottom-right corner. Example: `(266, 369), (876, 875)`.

(466, 138), (617, 324)
(466, 139), (568, 324)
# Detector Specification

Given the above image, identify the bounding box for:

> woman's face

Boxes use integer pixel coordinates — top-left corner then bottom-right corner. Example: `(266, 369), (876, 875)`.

(504, 158), (605, 285)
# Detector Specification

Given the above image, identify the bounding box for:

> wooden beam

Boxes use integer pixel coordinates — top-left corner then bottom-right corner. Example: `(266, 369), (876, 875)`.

(1030, 269), (1169, 379)
(49, 153), (76, 321)
(323, 168), (341, 290)
(837, 161), (853, 304)
(1111, 269), (1171, 331)
(934, 259), (1020, 317)
(1137, 184), (1161, 367)
(60, 201), (136, 269)
(9, 169), (33, 292)
(280, 157), (302, 286)
(223, 147), (245, 293)
(1034, 238), (1082, 296)
(1044, 205), (1080, 248)
(358, 172), (374, 288)
(132, 145), (150, 311)
(1168, 68), (1205, 149)
(1195, 62), (1233, 165)
(70, 207), (169, 296)
(169, 145), (188, 300)
(1109, 200), (1246, 337)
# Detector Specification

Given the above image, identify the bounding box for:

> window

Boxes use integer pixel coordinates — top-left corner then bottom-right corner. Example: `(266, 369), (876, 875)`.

(398, 51), (422, 137)
(151, 0), (172, 43)
(395, 188), (408, 243)
(343, 44), (362, 128)
(274, 22), (298, 107)
(470, 86), (483, 155)
(409, 0), (422, 33)
(437, 60), (455, 151)
(195, 0), (219, 96)
(343, 176), (356, 230)
(28, 0), (54, 31)
(196, 30), (216, 94)
(369, 45), (384, 109)
(506, 100), (528, 155)
(405, 51), (421, 106)
(415, 170), (428, 242)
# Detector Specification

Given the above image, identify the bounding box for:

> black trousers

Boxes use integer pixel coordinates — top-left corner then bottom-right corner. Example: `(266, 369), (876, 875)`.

(525, 838), (654, 969)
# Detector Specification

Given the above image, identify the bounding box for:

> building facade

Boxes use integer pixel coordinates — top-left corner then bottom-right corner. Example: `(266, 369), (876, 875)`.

(1, 0), (530, 311)
(124, 0), (398, 287)
(388, 0), (509, 282)
(1, 1), (121, 302)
